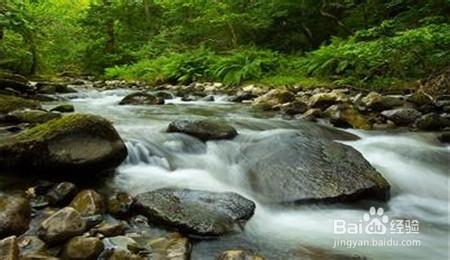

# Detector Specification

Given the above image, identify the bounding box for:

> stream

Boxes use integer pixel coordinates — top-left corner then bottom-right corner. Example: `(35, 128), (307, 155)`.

(45, 87), (449, 259)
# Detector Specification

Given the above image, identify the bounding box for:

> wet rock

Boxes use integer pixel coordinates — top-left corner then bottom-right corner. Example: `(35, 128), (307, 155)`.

(252, 89), (295, 110)
(83, 215), (104, 230)
(415, 113), (450, 130)
(119, 92), (164, 105)
(148, 233), (191, 260)
(240, 131), (390, 204)
(46, 182), (77, 206)
(372, 120), (396, 130)
(0, 72), (29, 94)
(325, 104), (371, 129)
(154, 91), (173, 100)
(105, 236), (140, 254)
(95, 222), (125, 237)
(106, 249), (145, 260)
(35, 82), (76, 94)
(299, 108), (322, 121)
(308, 92), (349, 109)
(167, 119), (238, 141)
(50, 104), (75, 113)
(217, 249), (264, 260)
(228, 92), (256, 103)
(69, 190), (105, 216)
(21, 254), (59, 260)
(61, 236), (104, 260)
(0, 195), (31, 238)
(280, 100), (308, 115)
(0, 94), (41, 114)
(107, 192), (134, 218)
(0, 114), (128, 173)
(361, 92), (404, 111)
(0, 236), (20, 260)
(381, 108), (421, 126)
(18, 236), (47, 256)
(2, 110), (61, 124)
(38, 207), (86, 244)
(437, 132), (450, 143)
(134, 188), (256, 236)
(202, 95), (215, 102)
(406, 91), (433, 106)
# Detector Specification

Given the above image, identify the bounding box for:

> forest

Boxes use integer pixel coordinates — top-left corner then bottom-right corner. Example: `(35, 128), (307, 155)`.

(0, 1), (449, 260)
(1, 0), (449, 89)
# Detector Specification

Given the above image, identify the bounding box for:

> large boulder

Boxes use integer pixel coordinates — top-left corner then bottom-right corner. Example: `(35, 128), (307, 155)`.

(240, 132), (390, 204)
(119, 92), (164, 105)
(0, 196), (31, 238)
(38, 207), (86, 245)
(167, 120), (238, 141)
(324, 104), (371, 129)
(0, 72), (29, 94)
(0, 113), (127, 173)
(133, 188), (256, 236)
(361, 92), (404, 111)
(252, 89), (295, 110)
(381, 108), (422, 126)
(0, 95), (41, 114)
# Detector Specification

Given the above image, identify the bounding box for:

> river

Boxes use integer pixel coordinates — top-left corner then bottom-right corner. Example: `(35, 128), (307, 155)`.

(48, 87), (449, 259)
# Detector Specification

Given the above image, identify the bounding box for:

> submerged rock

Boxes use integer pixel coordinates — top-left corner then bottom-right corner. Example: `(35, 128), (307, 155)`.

(240, 132), (390, 204)
(0, 236), (20, 260)
(0, 94), (41, 114)
(38, 207), (86, 244)
(61, 236), (104, 260)
(119, 92), (164, 105)
(134, 188), (256, 236)
(0, 113), (127, 173)
(167, 119), (238, 141)
(0, 196), (31, 238)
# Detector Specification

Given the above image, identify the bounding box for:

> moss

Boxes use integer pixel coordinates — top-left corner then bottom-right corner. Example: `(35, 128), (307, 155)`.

(15, 113), (117, 142)
(8, 110), (61, 124)
(0, 94), (41, 114)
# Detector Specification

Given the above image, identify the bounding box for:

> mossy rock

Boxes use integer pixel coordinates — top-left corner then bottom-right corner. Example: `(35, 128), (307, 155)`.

(0, 95), (41, 114)
(3, 110), (61, 124)
(0, 113), (127, 173)
(50, 104), (75, 113)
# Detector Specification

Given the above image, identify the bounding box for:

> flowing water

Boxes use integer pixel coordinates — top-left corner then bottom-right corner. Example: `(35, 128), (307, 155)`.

(50, 87), (448, 259)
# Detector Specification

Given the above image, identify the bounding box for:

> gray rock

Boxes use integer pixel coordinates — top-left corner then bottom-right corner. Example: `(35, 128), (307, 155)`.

(38, 207), (86, 244)
(381, 108), (422, 126)
(415, 113), (450, 130)
(167, 120), (238, 141)
(240, 132), (390, 204)
(46, 182), (77, 206)
(0, 196), (31, 238)
(119, 92), (164, 105)
(0, 114), (127, 174)
(134, 188), (256, 236)
(280, 100), (308, 115)
(361, 92), (404, 111)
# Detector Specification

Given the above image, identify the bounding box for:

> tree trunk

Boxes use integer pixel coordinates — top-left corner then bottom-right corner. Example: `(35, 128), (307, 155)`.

(227, 22), (238, 48)
(103, 0), (115, 53)
(143, 0), (151, 23)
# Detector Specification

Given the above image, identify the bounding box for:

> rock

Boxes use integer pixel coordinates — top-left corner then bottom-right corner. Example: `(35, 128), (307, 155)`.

(381, 108), (422, 126)
(119, 92), (164, 105)
(95, 222), (125, 237)
(105, 236), (140, 253)
(415, 113), (450, 130)
(240, 131), (390, 204)
(38, 207), (86, 244)
(0, 236), (20, 260)
(148, 233), (191, 260)
(406, 91), (433, 106)
(167, 120), (238, 141)
(0, 94), (41, 114)
(107, 192), (134, 218)
(35, 82), (76, 94)
(299, 108), (322, 121)
(61, 236), (104, 260)
(280, 100), (308, 115)
(372, 120), (396, 130)
(0, 72), (29, 94)
(325, 104), (371, 129)
(202, 95), (215, 102)
(361, 92), (404, 111)
(18, 236), (47, 256)
(69, 190), (105, 216)
(0, 195), (31, 238)
(154, 91), (173, 100)
(252, 89), (295, 110)
(242, 85), (266, 96)
(106, 249), (144, 260)
(437, 132), (450, 143)
(50, 104), (75, 113)
(217, 249), (264, 260)
(0, 113), (128, 173)
(134, 188), (256, 236)
(228, 92), (256, 102)
(46, 182), (77, 206)
(420, 66), (450, 98)
(21, 254), (59, 260)
(308, 92), (349, 109)
(2, 110), (61, 124)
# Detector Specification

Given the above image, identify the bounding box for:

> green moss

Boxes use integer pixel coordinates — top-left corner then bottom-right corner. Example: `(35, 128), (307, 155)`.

(0, 94), (41, 114)
(8, 110), (61, 124)
(16, 113), (116, 142)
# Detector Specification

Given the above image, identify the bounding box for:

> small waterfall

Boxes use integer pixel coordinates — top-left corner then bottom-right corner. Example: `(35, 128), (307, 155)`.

(124, 141), (171, 169)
